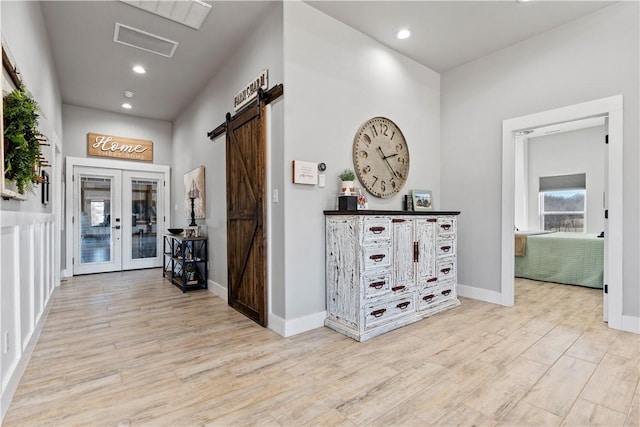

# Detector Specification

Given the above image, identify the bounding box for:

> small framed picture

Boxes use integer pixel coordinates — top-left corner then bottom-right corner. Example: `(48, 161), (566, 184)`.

(411, 189), (433, 211)
(41, 170), (49, 205)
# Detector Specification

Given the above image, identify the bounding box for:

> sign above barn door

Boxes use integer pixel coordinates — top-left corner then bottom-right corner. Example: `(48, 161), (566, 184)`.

(233, 69), (269, 112)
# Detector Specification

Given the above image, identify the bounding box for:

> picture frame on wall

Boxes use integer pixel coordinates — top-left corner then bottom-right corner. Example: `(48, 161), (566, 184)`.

(411, 189), (433, 211)
(41, 170), (49, 205)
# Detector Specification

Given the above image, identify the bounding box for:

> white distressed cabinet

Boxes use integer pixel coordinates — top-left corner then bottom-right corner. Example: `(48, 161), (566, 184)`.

(324, 210), (461, 341)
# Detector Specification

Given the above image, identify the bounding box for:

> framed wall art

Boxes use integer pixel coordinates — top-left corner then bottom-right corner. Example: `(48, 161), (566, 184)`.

(184, 166), (206, 220)
(411, 189), (433, 211)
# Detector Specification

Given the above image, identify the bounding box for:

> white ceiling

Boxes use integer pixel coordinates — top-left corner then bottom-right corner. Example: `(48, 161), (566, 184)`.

(39, 1), (616, 122)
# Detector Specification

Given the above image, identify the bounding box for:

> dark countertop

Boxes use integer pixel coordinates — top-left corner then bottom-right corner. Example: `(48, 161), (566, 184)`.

(324, 210), (461, 216)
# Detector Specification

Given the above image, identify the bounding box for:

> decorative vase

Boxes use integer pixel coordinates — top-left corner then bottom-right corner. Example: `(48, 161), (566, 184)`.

(341, 180), (355, 195)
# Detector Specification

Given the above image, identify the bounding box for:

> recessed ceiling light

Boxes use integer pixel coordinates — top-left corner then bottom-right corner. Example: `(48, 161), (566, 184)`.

(396, 29), (412, 40)
(132, 65), (146, 74)
(122, 103), (132, 109)
(123, 90), (134, 98)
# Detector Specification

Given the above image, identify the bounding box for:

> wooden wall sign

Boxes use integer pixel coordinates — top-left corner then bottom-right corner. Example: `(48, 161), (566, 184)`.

(87, 133), (153, 162)
(233, 69), (268, 112)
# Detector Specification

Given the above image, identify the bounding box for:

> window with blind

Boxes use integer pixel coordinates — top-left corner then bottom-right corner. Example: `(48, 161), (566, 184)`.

(539, 174), (586, 232)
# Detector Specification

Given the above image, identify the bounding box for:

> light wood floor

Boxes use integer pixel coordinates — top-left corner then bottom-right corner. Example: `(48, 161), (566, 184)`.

(4, 270), (639, 426)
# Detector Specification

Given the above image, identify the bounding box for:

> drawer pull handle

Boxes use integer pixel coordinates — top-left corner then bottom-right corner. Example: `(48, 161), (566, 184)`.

(442, 289), (452, 296)
(427, 277), (438, 283)
(392, 285), (406, 292)
(440, 245), (451, 252)
(369, 254), (386, 262)
(440, 224), (452, 230)
(369, 281), (385, 289)
(427, 218), (437, 223)
(440, 268), (451, 274)
(369, 226), (386, 234)
(396, 301), (411, 310)
(392, 218), (406, 223)
(371, 308), (386, 318)
(422, 294), (435, 302)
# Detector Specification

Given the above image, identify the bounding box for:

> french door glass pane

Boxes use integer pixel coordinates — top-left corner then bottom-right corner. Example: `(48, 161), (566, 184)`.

(131, 179), (158, 259)
(80, 176), (112, 263)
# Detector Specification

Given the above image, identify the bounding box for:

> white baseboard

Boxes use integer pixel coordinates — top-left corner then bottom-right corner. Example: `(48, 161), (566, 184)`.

(268, 311), (326, 338)
(207, 279), (227, 302)
(621, 315), (640, 334)
(457, 283), (504, 306)
(1, 291), (54, 423)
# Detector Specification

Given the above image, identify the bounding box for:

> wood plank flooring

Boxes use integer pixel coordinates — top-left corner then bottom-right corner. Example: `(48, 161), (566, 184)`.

(3, 271), (639, 426)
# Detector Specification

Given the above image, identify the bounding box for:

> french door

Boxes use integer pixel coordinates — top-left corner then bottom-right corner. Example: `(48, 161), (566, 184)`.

(73, 167), (165, 274)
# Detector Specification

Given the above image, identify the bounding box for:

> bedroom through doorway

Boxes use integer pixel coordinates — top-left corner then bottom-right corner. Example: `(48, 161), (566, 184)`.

(501, 95), (624, 330)
(512, 117), (607, 324)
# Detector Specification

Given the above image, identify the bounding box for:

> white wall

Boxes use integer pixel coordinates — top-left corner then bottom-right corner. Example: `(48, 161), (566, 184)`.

(441, 3), (639, 316)
(282, 2), (441, 320)
(171, 4), (285, 315)
(0, 2), (61, 421)
(62, 104), (173, 166)
(526, 126), (605, 233)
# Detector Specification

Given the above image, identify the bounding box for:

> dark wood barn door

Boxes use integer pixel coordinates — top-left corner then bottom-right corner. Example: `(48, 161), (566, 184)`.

(226, 100), (268, 325)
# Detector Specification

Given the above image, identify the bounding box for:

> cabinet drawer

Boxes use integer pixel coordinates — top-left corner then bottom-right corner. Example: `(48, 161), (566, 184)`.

(437, 217), (456, 236)
(418, 285), (456, 311)
(437, 260), (456, 282)
(364, 271), (391, 298)
(363, 217), (391, 244)
(436, 239), (456, 258)
(365, 294), (415, 328)
(363, 245), (392, 271)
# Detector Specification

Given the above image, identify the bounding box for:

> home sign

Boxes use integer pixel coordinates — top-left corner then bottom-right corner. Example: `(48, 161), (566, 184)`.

(87, 133), (153, 162)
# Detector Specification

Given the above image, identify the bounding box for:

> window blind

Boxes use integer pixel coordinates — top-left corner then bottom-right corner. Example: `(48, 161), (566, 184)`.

(539, 173), (586, 192)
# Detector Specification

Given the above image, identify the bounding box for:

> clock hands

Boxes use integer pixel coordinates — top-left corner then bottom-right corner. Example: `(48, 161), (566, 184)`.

(377, 146), (400, 178)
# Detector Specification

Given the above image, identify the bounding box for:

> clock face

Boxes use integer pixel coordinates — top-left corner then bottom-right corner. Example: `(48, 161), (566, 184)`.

(353, 117), (409, 198)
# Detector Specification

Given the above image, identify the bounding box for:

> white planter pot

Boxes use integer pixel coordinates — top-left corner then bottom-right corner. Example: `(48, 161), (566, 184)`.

(341, 180), (355, 195)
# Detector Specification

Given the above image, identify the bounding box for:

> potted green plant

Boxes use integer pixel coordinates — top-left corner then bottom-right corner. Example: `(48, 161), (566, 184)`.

(339, 169), (355, 195)
(3, 84), (43, 194)
(184, 264), (197, 282)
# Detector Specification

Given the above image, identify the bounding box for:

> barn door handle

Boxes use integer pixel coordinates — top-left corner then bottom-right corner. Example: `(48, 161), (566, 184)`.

(442, 289), (452, 296)
(396, 301), (411, 310)
(369, 226), (385, 234)
(371, 308), (386, 318)
(369, 254), (386, 262)
(369, 281), (385, 289)
(392, 285), (406, 292)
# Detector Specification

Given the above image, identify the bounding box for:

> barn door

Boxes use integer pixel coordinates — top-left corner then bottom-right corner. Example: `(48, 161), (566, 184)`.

(226, 99), (268, 325)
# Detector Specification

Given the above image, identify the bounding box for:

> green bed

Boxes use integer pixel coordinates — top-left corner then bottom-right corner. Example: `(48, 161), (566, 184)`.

(515, 232), (604, 289)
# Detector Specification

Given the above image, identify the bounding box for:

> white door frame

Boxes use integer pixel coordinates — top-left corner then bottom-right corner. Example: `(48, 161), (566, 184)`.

(73, 166), (123, 274)
(501, 95), (623, 330)
(121, 170), (165, 270)
(64, 156), (170, 277)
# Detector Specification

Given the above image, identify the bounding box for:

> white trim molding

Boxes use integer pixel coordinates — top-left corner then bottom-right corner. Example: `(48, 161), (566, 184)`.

(502, 95), (625, 331)
(207, 279), (227, 302)
(268, 311), (326, 338)
(457, 283), (503, 306)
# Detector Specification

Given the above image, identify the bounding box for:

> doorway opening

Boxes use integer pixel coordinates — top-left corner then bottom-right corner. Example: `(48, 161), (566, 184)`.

(501, 95), (623, 330)
(64, 157), (171, 276)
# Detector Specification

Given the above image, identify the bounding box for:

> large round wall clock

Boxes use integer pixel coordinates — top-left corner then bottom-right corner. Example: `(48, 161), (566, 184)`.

(353, 116), (410, 198)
